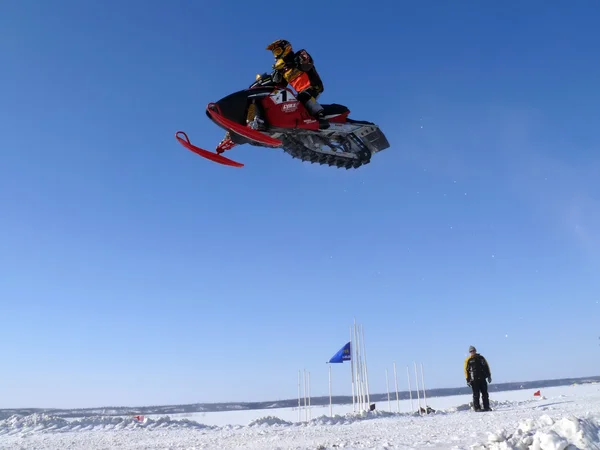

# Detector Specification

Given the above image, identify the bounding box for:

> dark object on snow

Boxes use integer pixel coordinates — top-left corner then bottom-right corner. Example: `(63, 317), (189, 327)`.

(369, 403), (376, 411)
(420, 406), (435, 414)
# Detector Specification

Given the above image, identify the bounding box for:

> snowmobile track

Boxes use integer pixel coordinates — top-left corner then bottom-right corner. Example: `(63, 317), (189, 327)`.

(280, 134), (371, 170)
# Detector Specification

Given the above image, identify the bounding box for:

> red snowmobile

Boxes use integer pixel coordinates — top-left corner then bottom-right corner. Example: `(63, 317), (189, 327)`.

(175, 72), (390, 169)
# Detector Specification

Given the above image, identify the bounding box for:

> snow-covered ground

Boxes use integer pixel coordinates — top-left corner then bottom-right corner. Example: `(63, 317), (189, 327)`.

(1, 383), (599, 449)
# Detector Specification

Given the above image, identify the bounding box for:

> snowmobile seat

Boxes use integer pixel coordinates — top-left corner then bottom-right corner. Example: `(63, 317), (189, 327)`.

(322, 103), (349, 117)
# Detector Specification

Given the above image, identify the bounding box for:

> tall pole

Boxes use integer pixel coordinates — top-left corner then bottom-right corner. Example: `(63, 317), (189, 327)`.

(354, 318), (363, 411)
(361, 324), (371, 407)
(394, 361), (400, 412)
(407, 365), (414, 412)
(298, 370), (301, 421)
(414, 362), (422, 415)
(308, 371), (311, 421)
(357, 322), (365, 410)
(420, 362), (427, 413)
(329, 364), (332, 417)
(386, 368), (391, 412)
(304, 369), (307, 421)
(350, 325), (355, 412)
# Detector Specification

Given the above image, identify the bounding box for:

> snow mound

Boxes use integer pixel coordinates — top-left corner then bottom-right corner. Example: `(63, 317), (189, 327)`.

(308, 408), (403, 427)
(474, 414), (600, 449)
(0, 413), (216, 435)
(247, 415), (292, 427)
(446, 402), (473, 412)
(244, 410), (400, 428)
(310, 413), (355, 426)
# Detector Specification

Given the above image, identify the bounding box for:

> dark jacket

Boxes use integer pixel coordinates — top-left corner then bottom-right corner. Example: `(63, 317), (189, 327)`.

(464, 353), (491, 382)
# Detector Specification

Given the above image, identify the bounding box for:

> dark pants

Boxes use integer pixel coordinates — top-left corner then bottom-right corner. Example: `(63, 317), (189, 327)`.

(471, 379), (489, 410)
(297, 87), (323, 102)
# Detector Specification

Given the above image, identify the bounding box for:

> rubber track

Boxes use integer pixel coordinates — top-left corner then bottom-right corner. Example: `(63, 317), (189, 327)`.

(279, 135), (371, 170)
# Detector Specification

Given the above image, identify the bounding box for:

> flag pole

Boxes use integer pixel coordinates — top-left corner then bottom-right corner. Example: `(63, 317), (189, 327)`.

(328, 363), (332, 417)
(394, 361), (400, 412)
(329, 340), (352, 415)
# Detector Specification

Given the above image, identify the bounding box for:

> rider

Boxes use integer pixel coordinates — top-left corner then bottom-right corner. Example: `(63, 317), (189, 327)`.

(218, 39), (329, 151)
(265, 39), (329, 129)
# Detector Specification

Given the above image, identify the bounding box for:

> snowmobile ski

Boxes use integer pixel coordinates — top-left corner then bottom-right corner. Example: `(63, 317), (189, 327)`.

(175, 131), (244, 168)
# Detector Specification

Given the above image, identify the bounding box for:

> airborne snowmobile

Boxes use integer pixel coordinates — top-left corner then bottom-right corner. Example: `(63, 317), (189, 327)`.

(175, 72), (390, 169)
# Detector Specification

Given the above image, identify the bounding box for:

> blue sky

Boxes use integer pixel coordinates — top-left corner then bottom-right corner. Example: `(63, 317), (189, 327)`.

(1, 0), (599, 409)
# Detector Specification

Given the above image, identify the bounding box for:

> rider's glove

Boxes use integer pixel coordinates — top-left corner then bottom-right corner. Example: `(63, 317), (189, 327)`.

(272, 71), (283, 83)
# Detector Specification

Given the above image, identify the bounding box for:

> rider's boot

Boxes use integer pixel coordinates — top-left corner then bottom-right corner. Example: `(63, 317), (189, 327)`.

(303, 96), (330, 129)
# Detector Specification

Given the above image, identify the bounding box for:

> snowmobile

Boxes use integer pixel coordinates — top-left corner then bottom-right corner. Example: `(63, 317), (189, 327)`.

(175, 72), (390, 169)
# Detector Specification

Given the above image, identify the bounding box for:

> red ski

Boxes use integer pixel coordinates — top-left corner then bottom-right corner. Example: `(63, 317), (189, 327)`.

(206, 103), (282, 147)
(175, 131), (244, 168)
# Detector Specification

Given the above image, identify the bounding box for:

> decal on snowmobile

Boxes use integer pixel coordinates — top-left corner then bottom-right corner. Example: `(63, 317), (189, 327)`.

(282, 102), (299, 113)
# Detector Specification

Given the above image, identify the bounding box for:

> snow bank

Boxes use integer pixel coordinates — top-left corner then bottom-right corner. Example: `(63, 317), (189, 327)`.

(476, 414), (600, 449)
(0, 413), (216, 436)
(0, 407), (424, 436)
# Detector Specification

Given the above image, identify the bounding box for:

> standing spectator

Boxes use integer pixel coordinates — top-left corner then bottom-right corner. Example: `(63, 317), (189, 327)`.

(464, 345), (492, 411)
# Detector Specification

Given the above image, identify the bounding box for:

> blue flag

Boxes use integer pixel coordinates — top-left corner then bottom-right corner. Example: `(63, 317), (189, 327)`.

(329, 341), (351, 363)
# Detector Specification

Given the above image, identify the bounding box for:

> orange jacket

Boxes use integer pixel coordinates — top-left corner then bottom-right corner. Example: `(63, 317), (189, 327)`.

(273, 49), (323, 95)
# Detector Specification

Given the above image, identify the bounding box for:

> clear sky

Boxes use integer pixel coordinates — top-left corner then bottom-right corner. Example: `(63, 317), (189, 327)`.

(1, 0), (599, 409)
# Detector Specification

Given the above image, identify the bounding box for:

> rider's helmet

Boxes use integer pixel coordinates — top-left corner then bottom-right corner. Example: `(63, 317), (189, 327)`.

(266, 39), (292, 59)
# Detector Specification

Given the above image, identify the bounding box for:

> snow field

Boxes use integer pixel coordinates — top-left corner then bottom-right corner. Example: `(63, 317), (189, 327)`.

(0, 383), (598, 449)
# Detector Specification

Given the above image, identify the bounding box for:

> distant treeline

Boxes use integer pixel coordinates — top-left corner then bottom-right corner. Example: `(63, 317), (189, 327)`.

(2, 375), (598, 419)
